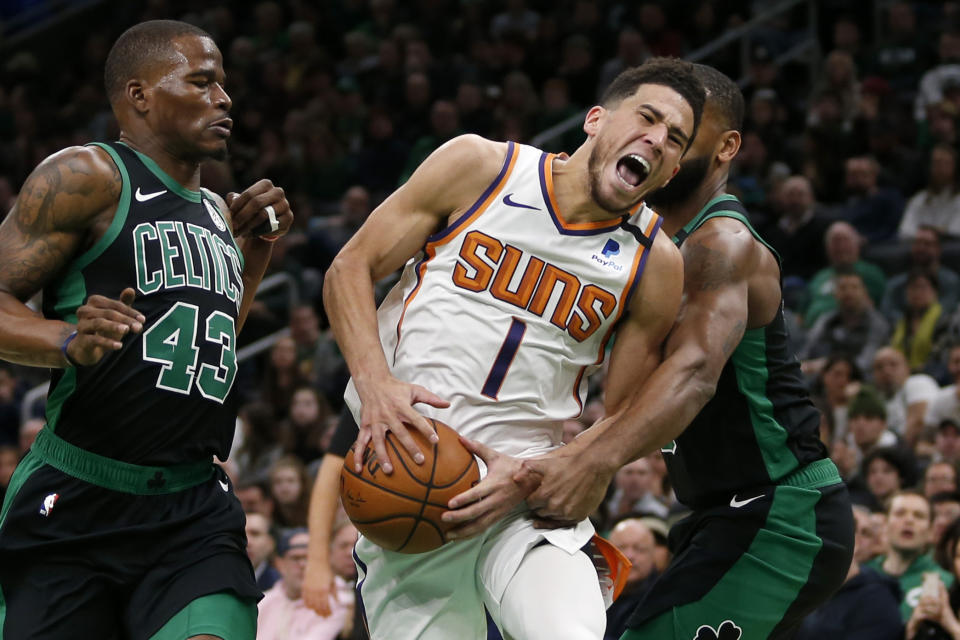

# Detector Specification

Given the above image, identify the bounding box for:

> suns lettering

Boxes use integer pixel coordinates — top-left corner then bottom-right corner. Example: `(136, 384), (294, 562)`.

(454, 230), (617, 341)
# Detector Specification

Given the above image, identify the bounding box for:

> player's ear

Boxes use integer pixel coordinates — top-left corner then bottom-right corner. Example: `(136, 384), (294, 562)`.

(126, 79), (149, 115)
(717, 130), (741, 163)
(583, 106), (605, 137)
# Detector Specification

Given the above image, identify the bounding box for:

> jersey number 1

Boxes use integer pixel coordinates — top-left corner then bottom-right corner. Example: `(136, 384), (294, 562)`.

(142, 301), (237, 403)
(481, 317), (526, 399)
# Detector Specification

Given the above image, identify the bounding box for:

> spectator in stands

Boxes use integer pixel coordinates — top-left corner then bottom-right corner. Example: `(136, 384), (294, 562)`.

(489, 0), (539, 42)
(804, 221), (886, 327)
(867, 491), (955, 622)
(840, 386), (900, 480)
(0, 366), (21, 447)
(926, 345), (960, 428)
(932, 420), (960, 468)
(279, 386), (329, 466)
(605, 457), (668, 520)
(883, 226), (960, 322)
(926, 463), (960, 499)
(812, 354), (862, 447)
(931, 491), (960, 547)
(898, 147), (960, 240)
(258, 528), (351, 640)
(800, 268), (890, 377)
(761, 175), (831, 281)
(604, 517), (660, 640)
(261, 336), (312, 420)
(873, 346), (941, 446)
(867, 2), (934, 96)
(398, 99), (463, 185)
(916, 31), (960, 123)
(852, 446), (917, 512)
(794, 503), (904, 640)
(235, 402), (285, 485)
(838, 154), (905, 243)
(808, 50), (861, 131)
(596, 27), (649, 99)
(246, 511), (281, 592)
(236, 478), (276, 523)
(908, 518), (960, 638)
(890, 271), (947, 371)
(17, 417), (42, 455)
(269, 455), (312, 529)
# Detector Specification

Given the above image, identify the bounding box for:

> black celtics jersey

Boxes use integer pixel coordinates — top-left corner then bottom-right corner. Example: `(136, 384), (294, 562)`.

(664, 195), (826, 509)
(41, 142), (244, 466)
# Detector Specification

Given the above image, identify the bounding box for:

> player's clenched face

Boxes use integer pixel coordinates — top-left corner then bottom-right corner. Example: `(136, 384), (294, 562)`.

(144, 34), (232, 161)
(585, 83), (693, 213)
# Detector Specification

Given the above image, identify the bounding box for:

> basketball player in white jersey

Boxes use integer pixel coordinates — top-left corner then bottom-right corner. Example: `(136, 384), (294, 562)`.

(323, 58), (705, 640)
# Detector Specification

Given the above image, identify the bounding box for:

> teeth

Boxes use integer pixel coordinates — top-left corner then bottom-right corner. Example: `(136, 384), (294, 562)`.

(629, 154), (650, 173)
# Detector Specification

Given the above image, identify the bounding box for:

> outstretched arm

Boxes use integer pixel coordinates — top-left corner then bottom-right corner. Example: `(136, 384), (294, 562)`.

(0, 146), (144, 367)
(323, 135), (506, 473)
(525, 218), (768, 522)
(304, 453), (346, 616)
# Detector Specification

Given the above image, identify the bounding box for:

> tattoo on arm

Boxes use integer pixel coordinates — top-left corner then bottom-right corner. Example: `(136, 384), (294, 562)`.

(683, 240), (738, 291)
(0, 149), (120, 301)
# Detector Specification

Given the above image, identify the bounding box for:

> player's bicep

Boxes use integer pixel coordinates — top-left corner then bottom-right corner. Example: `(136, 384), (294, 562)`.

(337, 135), (508, 282)
(605, 236), (684, 414)
(664, 230), (752, 382)
(0, 146), (119, 300)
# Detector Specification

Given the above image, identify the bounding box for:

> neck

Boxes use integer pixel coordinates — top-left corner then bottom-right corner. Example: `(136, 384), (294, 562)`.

(119, 131), (203, 191)
(656, 169), (729, 237)
(883, 547), (925, 576)
(550, 149), (627, 224)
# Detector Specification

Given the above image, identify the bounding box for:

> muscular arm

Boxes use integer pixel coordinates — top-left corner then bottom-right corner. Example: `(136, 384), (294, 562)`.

(587, 217), (772, 469)
(0, 146), (121, 366)
(322, 135), (506, 469)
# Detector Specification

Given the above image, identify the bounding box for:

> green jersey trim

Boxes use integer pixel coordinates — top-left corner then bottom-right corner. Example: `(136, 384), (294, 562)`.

(31, 426), (214, 495)
(731, 328), (799, 480)
(117, 142), (202, 203)
(200, 188), (245, 271)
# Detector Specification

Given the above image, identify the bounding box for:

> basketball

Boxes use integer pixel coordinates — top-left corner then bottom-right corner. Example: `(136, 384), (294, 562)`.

(339, 418), (480, 553)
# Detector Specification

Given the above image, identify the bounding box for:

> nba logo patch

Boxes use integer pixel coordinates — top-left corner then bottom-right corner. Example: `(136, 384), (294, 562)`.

(601, 239), (620, 257)
(204, 199), (228, 232)
(39, 493), (59, 517)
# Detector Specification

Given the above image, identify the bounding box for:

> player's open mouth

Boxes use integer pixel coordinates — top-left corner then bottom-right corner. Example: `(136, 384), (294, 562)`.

(616, 154), (650, 189)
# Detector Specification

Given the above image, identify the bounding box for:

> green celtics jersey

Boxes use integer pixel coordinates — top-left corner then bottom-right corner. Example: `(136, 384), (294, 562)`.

(664, 195), (827, 508)
(42, 141), (245, 465)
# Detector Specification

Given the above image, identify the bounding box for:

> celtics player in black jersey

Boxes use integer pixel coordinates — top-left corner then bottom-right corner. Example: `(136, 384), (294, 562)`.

(478, 65), (854, 638)
(0, 20), (292, 640)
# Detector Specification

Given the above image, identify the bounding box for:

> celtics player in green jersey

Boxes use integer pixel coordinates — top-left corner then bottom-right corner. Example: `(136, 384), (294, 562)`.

(0, 20), (292, 640)
(449, 65), (854, 638)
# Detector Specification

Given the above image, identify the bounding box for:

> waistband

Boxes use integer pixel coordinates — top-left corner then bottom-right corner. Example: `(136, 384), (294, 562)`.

(778, 458), (842, 490)
(32, 427), (215, 495)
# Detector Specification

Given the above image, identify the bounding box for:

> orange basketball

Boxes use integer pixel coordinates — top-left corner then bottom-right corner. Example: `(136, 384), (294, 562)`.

(339, 418), (480, 553)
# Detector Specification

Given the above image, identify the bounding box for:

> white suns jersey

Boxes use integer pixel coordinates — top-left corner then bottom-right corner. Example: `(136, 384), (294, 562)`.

(345, 141), (662, 458)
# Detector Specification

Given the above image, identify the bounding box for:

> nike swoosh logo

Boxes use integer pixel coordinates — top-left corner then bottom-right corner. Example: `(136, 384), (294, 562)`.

(219, 480), (229, 492)
(729, 493), (764, 508)
(502, 193), (539, 210)
(135, 187), (167, 202)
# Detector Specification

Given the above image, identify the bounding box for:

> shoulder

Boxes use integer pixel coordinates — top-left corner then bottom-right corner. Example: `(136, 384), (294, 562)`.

(16, 145), (122, 230)
(682, 216), (761, 278)
(421, 134), (509, 184)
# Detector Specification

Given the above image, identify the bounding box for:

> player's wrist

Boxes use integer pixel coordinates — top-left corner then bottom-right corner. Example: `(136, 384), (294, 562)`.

(61, 330), (82, 368)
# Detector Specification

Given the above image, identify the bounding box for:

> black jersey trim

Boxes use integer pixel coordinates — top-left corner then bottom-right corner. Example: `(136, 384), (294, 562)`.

(117, 141), (202, 203)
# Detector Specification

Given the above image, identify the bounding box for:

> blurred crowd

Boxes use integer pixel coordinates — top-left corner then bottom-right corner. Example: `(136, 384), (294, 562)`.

(8, 0), (960, 637)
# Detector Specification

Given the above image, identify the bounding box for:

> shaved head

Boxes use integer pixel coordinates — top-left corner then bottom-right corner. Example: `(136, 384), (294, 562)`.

(104, 20), (212, 105)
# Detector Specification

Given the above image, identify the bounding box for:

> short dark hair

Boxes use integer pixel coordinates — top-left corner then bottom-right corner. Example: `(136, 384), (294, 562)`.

(907, 267), (939, 291)
(692, 63), (745, 133)
(104, 20), (213, 103)
(601, 57), (706, 151)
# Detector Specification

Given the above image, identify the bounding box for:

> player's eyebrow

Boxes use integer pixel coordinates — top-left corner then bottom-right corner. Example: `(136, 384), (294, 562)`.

(638, 103), (690, 146)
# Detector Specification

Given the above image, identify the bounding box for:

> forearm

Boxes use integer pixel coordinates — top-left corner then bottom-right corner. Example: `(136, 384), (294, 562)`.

(587, 351), (715, 470)
(0, 293), (72, 367)
(307, 454), (345, 566)
(322, 254), (391, 386)
(236, 237), (274, 333)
